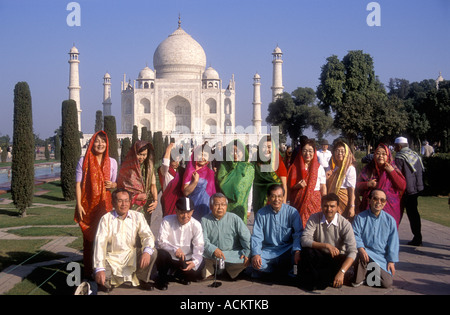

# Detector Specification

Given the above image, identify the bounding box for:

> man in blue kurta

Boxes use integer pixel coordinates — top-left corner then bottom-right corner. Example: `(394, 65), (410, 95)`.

(201, 193), (251, 279)
(251, 184), (302, 278)
(352, 189), (399, 288)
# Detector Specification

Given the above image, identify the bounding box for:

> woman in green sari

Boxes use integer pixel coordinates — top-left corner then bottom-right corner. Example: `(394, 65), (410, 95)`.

(252, 135), (287, 215)
(217, 139), (255, 224)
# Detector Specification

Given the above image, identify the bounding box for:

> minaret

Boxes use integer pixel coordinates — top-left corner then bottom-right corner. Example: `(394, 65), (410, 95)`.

(68, 44), (82, 132)
(271, 45), (284, 102)
(102, 72), (112, 116)
(252, 73), (262, 135)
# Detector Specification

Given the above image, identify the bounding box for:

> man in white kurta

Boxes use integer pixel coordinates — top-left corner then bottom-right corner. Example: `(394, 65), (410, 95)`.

(93, 189), (157, 291)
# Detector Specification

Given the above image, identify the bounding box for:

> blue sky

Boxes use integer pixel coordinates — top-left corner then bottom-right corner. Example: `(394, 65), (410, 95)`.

(0, 0), (449, 140)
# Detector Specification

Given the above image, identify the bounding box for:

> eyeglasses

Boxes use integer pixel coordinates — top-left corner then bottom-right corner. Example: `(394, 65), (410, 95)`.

(302, 150), (314, 155)
(213, 203), (227, 207)
(375, 153), (387, 157)
(371, 197), (386, 203)
(117, 199), (130, 204)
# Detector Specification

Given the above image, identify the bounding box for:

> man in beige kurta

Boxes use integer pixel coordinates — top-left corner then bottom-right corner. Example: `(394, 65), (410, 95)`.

(93, 188), (157, 291)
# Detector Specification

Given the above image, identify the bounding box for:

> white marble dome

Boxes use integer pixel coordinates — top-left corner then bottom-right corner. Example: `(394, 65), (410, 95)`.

(202, 66), (219, 80)
(153, 27), (207, 79)
(138, 66), (155, 80)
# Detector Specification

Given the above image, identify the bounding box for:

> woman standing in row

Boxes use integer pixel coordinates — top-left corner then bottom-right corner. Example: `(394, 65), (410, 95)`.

(75, 130), (118, 279)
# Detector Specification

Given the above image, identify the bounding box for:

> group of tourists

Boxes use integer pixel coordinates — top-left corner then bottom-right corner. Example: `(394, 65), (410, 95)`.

(73, 130), (425, 294)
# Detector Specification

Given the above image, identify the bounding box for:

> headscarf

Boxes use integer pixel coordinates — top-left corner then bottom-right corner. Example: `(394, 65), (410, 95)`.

(117, 140), (155, 207)
(75, 130), (112, 241)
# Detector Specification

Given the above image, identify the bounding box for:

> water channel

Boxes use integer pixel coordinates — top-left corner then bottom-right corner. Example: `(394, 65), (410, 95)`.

(0, 163), (61, 188)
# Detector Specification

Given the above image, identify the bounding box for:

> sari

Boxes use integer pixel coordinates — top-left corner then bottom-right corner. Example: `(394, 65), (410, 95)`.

(287, 149), (322, 228)
(252, 138), (287, 214)
(217, 140), (255, 223)
(357, 143), (406, 228)
(74, 130), (115, 277)
(326, 142), (356, 218)
(158, 162), (184, 217)
(182, 147), (216, 221)
(117, 140), (156, 217)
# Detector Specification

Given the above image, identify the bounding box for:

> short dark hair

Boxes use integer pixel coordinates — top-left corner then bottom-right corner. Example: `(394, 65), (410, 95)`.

(112, 188), (132, 205)
(267, 184), (285, 197)
(369, 188), (387, 199)
(321, 193), (340, 206)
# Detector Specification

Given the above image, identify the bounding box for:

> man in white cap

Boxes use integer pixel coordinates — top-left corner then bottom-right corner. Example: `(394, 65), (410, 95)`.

(394, 136), (424, 246)
(155, 196), (205, 290)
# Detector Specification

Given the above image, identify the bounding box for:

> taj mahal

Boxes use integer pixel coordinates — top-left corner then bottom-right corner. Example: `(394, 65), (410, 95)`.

(69, 19), (285, 146)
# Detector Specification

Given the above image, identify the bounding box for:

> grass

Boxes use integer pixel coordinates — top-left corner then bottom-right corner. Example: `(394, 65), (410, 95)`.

(418, 195), (450, 227)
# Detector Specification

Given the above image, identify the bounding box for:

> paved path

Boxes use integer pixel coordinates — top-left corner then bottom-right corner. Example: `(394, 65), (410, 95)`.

(0, 192), (449, 295)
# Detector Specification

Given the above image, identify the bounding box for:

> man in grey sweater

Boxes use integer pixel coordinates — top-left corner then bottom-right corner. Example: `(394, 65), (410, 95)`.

(299, 193), (357, 290)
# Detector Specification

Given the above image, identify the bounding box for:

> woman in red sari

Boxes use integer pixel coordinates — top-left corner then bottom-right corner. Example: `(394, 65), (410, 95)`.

(356, 143), (406, 228)
(75, 130), (118, 278)
(287, 138), (327, 228)
(117, 140), (158, 225)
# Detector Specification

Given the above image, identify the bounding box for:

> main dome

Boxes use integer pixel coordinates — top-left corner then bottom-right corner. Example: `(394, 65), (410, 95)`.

(153, 27), (207, 80)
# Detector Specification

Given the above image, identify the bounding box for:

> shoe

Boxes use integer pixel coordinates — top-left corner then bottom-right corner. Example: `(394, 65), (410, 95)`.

(155, 280), (168, 291)
(352, 280), (365, 288)
(178, 278), (191, 285)
(139, 281), (154, 291)
(407, 239), (423, 246)
(74, 281), (90, 295)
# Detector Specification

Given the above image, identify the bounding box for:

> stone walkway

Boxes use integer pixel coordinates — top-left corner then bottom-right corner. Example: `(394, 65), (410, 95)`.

(0, 193), (449, 295)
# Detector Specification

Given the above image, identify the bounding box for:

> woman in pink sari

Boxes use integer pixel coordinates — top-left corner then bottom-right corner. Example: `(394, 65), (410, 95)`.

(182, 143), (216, 221)
(356, 143), (406, 228)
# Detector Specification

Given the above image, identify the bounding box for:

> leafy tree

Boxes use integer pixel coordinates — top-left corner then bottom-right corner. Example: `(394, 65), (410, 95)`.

(44, 140), (50, 161)
(11, 82), (35, 216)
(104, 115), (119, 162)
(317, 50), (388, 147)
(61, 99), (81, 201)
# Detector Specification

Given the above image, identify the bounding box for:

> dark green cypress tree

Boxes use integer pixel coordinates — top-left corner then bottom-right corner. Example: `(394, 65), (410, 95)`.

(11, 82), (35, 217)
(132, 125), (139, 146)
(103, 115), (119, 163)
(153, 131), (164, 162)
(61, 99), (81, 201)
(120, 137), (131, 166)
(95, 110), (103, 132)
(54, 134), (61, 160)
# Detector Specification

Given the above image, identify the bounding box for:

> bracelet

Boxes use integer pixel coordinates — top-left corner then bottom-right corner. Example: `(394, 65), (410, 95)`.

(340, 269), (346, 274)
(350, 205), (355, 207)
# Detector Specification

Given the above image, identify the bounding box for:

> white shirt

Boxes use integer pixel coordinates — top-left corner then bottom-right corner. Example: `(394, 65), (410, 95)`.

(313, 165), (327, 191)
(317, 149), (332, 169)
(156, 214), (204, 270)
(325, 165), (357, 188)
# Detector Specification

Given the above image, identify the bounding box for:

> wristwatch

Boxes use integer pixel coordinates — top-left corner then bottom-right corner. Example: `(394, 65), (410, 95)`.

(340, 269), (346, 274)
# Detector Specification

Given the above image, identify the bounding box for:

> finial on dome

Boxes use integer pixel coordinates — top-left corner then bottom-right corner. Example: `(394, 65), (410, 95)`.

(178, 13), (181, 28)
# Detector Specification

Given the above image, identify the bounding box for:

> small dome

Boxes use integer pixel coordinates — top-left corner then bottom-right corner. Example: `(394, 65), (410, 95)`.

(202, 66), (219, 80)
(253, 73), (261, 79)
(70, 45), (79, 54)
(436, 71), (444, 82)
(138, 66), (155, 80)
(104, 72), (111, 78)
(273, 45), (282, 54)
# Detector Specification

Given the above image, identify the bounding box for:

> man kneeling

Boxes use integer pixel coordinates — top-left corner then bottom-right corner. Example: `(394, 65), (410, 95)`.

(93, 188), (157, 292)
(299, 193), (357, 290)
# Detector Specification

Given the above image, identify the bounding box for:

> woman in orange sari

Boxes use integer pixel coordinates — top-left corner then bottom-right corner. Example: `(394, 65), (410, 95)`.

(326, 141), (357, 220)
(75, 130), (118, 278)
(287, 138), (326, 228)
